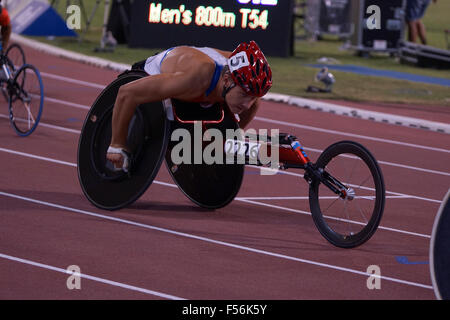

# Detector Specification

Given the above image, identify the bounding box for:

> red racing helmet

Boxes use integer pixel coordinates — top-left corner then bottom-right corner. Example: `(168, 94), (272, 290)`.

(227, 41), (272, 97)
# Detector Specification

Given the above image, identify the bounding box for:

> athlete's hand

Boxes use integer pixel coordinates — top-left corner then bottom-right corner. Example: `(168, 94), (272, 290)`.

(106, 146), (130, 172)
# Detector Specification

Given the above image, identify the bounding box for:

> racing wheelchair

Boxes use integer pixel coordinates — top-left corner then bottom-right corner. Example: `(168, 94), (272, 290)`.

(1, 43), (43, 136)
(77, 70), (385, 248)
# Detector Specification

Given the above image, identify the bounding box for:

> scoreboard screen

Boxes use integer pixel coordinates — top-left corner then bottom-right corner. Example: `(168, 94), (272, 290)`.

(129, 0), (294, 57)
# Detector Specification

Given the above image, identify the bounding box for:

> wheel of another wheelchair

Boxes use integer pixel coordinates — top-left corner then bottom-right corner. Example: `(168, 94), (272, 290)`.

(77, 72), (170, 210)
(430, 189), (450, 300)
(1, 57), (15, 102)
(6, 43), (26, 71)
(165, 112), (244, 209)
(309, 141), (385, 248)
(8, 64), (44, 137)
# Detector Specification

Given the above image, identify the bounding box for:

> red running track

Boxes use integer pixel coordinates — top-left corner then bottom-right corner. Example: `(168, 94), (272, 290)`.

(0, 44), (449, 300)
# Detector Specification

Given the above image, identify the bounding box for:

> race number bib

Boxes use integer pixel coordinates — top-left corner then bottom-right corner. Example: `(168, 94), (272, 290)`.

(224, 139), (261, 160)
(228, 51), (250, 73)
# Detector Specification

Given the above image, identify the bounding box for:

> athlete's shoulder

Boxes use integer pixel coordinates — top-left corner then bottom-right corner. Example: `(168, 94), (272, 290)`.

(164, 46), (216, 72)
(0, 7), (11, 27)
(212, 48), (232, 59)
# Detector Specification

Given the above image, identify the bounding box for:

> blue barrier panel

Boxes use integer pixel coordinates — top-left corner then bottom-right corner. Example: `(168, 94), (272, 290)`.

(11, 0), (77, 37)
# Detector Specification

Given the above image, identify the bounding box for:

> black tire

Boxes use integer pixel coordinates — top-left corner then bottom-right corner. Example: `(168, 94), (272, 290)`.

(429, 189), (450, 300)
(1, 57), (15, 102)
(165, 109), (244, 209)
(5, 43), (26, 71)
(77, 71), (170, 210)
(8, 64), (44, 137)
(309, 141), (385, 248)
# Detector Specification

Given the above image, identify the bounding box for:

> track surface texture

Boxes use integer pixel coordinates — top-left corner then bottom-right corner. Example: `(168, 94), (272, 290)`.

(1, 45), (449, 300)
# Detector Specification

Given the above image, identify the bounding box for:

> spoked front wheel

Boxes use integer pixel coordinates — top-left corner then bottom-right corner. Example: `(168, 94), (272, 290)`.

(309, 141), (385, 248)
(5, 43), (26, 71)
(8, 64), (44, 136)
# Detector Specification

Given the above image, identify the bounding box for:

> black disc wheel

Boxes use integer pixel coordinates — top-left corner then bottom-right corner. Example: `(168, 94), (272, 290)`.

(165, 109), (244, 210)
(309, 141), (385, 248)
(77, 71), (170, 210)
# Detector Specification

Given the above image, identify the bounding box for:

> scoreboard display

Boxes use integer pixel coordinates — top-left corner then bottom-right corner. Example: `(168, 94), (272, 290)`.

(129, 0), (294, 57)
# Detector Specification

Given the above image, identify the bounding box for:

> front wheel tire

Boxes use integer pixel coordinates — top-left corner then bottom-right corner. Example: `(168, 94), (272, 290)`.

(309, 141), (385, 248)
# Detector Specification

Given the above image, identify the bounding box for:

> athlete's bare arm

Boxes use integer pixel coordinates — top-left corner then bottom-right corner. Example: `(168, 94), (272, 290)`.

(110, 72), (200, 148)
(110, 49), (215, 150)
(238, 99), (260, 129)
(107, 48), (220, 169)
(1, 22), (11, 49)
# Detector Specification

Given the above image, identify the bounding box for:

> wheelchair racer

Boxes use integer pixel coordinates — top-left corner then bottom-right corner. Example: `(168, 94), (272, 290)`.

(0, 1), (11, 52)
(107, 41), (273, 172)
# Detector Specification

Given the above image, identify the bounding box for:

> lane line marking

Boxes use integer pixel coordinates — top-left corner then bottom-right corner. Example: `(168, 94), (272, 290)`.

(0, 145), (442, 239)
(0, 253), (185, 300)
(13, 32), (449, 137)
(44, 96), (91, 110)
(0, 114), (81, 134)
(263, 93), (450, 135)
(237, 199), (431, 239)
(302, 147), (450, 177)
(26, 51), (450, 136)
(0, 147), (77, 167)
(237, 195), (411, 200)
(246, 165), (443, 204)
(40, 71), (106, 89)
(13, 31), (448, 134)
(9, 90), (449, 176)
(255, 116), (450, 154)
(17, 88), (450, 155)
(2, 109), (449, 180)
(0, 191), (433, 291)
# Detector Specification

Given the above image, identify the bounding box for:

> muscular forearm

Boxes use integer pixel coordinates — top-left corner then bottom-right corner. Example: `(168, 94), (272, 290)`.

(110, 86), (138, 149)
(1, 25), (11, 50)
(109, 70), (206, 148)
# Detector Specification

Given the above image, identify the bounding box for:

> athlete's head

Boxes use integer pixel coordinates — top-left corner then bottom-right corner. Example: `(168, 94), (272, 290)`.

(222, 41), (272, 114)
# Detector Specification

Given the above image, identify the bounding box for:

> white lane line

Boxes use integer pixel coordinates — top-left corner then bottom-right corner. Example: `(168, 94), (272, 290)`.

(0, 114), (81, 134)
(0, 146), (442, 205)
(376, 159), (450, 177)
(381, 190), (443, 204)
(22, 94), (450, 178)
(40, 71), (106, 90)
(246, 165), (443, 204)
(302, 146), (450, 177)
(0, 253), (185, 300)
(3, 108), (449, 181)
(35, 91), (450, 157)
(0, 147), (174, 191)
(0, 147), (77, 167)
(44, 96), (91, 111)
(237, 199), (431, 239)
(0, 144), (442, 234)
(153, 180), (178, 189)
(35, 121), (81, 134)
(0, 191), (433, 291)
(255, 116), (450, 154)
(29, 91), (450, 175)
(36, 67), (449, 136)
(237, 195), (411, 201)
